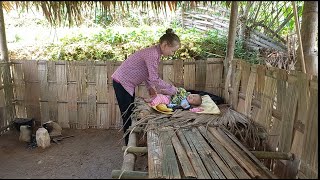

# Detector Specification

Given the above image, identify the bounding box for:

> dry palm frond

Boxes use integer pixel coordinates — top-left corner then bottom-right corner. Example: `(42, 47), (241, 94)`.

(124, 97), (267, 150)
(5, 1), (223, 27)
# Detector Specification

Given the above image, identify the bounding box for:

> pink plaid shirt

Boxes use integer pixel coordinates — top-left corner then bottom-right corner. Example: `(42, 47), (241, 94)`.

(111, 44), (177, 96)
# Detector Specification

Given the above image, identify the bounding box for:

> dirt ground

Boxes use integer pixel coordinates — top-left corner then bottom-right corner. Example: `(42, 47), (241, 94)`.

(0, 128), (147, 179)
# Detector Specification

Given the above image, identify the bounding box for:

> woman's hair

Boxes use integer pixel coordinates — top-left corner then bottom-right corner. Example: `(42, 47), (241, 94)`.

(159, 28), (180, 46)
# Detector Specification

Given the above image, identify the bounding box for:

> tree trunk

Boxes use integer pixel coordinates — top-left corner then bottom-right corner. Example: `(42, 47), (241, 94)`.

(223, 1), (238, 103)
(224, 1), (239, 78)
(239, 1), (252, 43)
(296, 1), (318, 75)
(0, 1), (15, 125)
(0, 1), (8, 61)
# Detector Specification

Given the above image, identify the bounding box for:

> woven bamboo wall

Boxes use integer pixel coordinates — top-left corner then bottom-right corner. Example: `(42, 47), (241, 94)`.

(225, 60), (318, 179)
(10, 58), (223, 130)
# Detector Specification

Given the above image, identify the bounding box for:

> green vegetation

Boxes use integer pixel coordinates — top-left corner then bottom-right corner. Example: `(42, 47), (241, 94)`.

(40, 26), (259, 63)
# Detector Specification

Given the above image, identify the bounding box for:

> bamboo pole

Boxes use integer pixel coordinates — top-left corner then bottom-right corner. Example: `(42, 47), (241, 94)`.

(122, 146), (147, 153)
(250, 151), (293, 160)
(0, 1), (15, 129)
(292, 1), (306, 73)
(111, 170), (148, 179)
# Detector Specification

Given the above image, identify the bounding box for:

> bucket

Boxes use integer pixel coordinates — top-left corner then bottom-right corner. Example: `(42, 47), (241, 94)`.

(13, 118), (34, 131)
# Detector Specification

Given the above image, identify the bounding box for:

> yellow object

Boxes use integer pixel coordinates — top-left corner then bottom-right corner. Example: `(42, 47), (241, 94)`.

(156, 104), (173, 112)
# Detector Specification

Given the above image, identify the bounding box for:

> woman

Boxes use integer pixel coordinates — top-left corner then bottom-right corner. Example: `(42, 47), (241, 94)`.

(112, 28), (181, 145)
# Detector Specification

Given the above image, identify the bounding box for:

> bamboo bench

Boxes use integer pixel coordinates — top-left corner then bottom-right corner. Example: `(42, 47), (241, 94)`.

(113, 125), (278, 179)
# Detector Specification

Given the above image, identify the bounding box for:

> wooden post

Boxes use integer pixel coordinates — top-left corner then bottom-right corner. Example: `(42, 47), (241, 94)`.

(292, 1), (306, 73)
(223, 1), (238, 103)
(224, 1), (238, 78)
(0, 2), (15, 126)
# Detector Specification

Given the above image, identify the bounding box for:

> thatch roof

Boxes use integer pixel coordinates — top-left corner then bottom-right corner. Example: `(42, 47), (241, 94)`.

(3, 1), (227, 26)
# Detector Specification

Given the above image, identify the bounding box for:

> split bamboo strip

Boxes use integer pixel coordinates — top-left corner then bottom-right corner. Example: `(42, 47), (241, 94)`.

(176, 129), (210, 179)
(243, 65), (257, 118)
(255, 68), (277, 128)
(86, 61), (96, 128)
(236, 60), (250, 114)
(208, 126), (264, 178)
(267, 68), (287, 151)
(220, 127), (277, 179)
(183, 59), (195, 90)
(147, 124), (163, 178)
(23, 61), (41, 124)
(251, 65), (266, 122)
(184, 128), (223, 179)
(12, 61), (26, 118)
(195, 60), (207, 91)
(77, 63), (87, 129)
(192, 127), (236, 178)
(205, 58), (223, 96)
(278, 73), (299, 153)
(56, 61), (69, 128)
(173, 59), (184, 88)
(163, 60), (174, 86)
(290, 71), (310, 158)
(300, 77), (318, 178)
(95, 61), (109, 129)
(107, 62), (116, 128)
(159, 129), (181, 179)
(198, 126), (250, 179)
(67, 61), (78, 129)
(47, 61), (58, 124)
(171, 130), (197, 178)
(38, 61), (49, 125)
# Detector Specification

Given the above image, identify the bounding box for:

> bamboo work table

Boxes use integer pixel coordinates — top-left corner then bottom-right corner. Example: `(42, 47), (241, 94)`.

(112, 98), (278, 179)
(146, 124), (276, 179)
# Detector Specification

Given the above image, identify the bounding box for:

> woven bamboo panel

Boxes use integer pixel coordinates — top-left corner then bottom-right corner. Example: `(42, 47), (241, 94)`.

(183, 59), (195, 90)
(38, 61), (49, 125)
(205, 58), (223, 96)
(56, 61), (69, 128)
(11, 61), (26, 118)
(23, 61), (41, 125)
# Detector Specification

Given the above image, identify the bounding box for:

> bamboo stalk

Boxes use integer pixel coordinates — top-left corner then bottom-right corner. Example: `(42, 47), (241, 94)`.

(111, 170), (148, 179)
(250, 151), (293, 160)
(121, 120), (138, 171)
(292, 1), (306, 73)
(122, 146), (147, 153)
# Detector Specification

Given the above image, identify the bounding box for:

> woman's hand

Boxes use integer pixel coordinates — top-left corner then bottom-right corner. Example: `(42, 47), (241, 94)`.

(149, 87), (157, 98)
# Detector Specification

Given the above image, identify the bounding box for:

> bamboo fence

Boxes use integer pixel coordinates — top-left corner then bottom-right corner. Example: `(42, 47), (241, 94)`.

(181, 6), (287, 51)
(0, 58), (317, 178)
(6, 58), (223, 130)
(224, 60), (318, 179)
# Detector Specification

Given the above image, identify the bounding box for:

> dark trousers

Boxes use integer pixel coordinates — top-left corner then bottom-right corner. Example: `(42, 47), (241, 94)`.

(112, 80), (135, 145)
